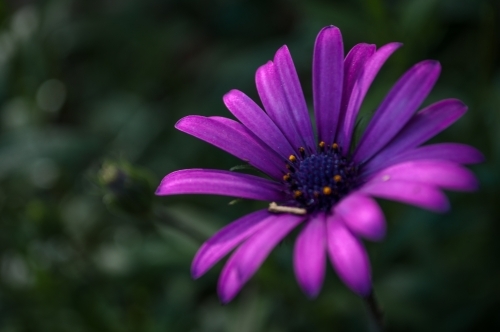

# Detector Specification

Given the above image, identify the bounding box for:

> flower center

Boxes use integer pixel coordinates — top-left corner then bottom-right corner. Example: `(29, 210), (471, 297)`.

(282, 142), (359, 212)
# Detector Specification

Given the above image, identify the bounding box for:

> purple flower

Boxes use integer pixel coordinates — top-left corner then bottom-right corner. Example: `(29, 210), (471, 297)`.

(156, 26), (483, 303)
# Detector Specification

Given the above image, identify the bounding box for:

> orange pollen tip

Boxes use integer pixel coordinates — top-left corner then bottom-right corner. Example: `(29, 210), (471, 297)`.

(289, 155), (297, 162)
(283, 174), (290, 181)
(293, 190), (302, 198)
(299, 147), (305, 153)
(319, 141), (325, 148)
(323, 186), (332, 195)
(332, 143), (339, 149)
(334, 175), (342, 183)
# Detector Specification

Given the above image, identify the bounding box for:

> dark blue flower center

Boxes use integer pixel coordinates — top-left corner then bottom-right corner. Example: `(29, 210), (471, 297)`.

(282, 143), (359, 212)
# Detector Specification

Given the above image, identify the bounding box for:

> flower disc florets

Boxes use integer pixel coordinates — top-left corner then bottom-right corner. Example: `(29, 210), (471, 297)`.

(283, 142), (359, 212)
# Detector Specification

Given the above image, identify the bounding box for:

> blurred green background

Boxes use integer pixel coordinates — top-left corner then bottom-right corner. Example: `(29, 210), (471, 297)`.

(0, 0), (498, 331)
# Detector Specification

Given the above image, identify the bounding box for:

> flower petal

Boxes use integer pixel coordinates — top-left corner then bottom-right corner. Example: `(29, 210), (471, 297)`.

(327, 214), (371, 296)
(364, 143), (485, 175)
(338, 42), (402, 152)
(338, 43), (376, 134)
(335, 193), (386, 241)
(365, 99), (467, 170)
(396, 143), (485, 164)
(367, 160), (478, 191)
(217, 213), (305, 303)
(274, 46), (316, 152)
(313, 25), (344, 144)
(156, 169), (286, 202)
(256, 61), (304, 150)
(223, 89), (295, 159)
(354, 60), (442, 163)
(359, 180), (450, 212)
(192, 209), (272, 279)
(176, 115), (284, 179)
(293, 213), (326, 298)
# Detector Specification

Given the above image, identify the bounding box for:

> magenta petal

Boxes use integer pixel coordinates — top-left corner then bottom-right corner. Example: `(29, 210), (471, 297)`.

(359, 180), (450, 212)
(256, 61), (303, 150)
(313, 26), (344, 144)
(274, 46), (316, 151)
(338, 42), (402, 152)
(354, 60), (442, 163)
(365, 143), (485, 175)
(176, 115), (284, 179)
(191, 209), (272, 279)
(156, 169), (286, 202)
(365, 99), (467, 170)
(397, 143), (485, 164)
(335, 193), (386, 241)
(293, 213), (326, 298)
(338, 43), (376, 135)
(217, 213), (305, 303)
(223, 89), (295, 159)
(367, 160), (479, 191)
(327, 214), (371, 296)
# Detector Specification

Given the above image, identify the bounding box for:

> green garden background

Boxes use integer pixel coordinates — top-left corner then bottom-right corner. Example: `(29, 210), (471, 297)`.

(0, 0), (498, 331)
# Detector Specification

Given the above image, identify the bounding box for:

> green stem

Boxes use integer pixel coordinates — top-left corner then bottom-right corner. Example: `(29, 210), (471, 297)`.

(365, 291), (384, 331)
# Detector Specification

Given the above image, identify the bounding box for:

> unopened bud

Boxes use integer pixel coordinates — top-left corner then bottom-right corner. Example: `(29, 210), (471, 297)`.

(97, 160), (155, 216)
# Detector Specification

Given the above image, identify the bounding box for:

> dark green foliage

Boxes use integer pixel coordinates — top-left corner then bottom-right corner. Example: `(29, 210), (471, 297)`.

(0, 0), (498, 331)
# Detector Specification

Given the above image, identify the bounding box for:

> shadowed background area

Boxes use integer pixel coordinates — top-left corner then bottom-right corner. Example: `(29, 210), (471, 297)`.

(0, 0), (499, 331)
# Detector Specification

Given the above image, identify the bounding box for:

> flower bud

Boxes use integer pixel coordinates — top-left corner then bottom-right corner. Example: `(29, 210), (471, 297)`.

(98, 160), (155, 216)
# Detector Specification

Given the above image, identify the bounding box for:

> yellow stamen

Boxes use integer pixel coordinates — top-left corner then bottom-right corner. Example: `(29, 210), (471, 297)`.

(334, 175), (342, 183)
(289, 155), (297, 162)
(283, 173), (290, 181)
(332, 143), (339, 150)
(293, 190), (302, 198)
(323, 186), (332, 195)
(298, 147), (305, 156)
(319, 141), (325, 149)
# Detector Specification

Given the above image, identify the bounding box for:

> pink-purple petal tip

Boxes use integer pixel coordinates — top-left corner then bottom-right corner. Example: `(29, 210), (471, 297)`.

(369, 160), (479, 192)
(360, 180), (450, 213)
(335, 193), (386, 241)
(155, 169), (286, 202)
(313, 25), (344, 144)
(191, 209), (272, 279)
(217, 214), (305, 303)
(355, 60), (442, 163)
(327, 215), (372, 296)
(293, 214), (327, 298)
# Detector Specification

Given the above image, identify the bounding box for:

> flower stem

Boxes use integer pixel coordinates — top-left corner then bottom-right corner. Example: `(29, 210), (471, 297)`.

(364, 291), (385, 331)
